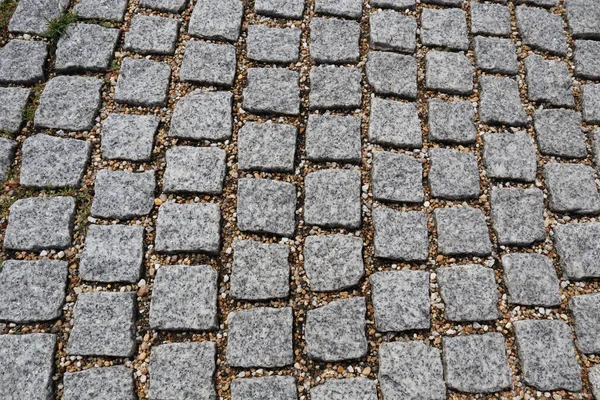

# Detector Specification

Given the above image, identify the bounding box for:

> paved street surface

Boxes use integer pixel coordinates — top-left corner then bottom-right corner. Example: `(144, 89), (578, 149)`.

(1, 0), (600, 398)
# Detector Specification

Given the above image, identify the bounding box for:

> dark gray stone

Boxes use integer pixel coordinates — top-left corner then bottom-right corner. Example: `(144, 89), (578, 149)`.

(73, 0), (128, 22)
(421, 8), (469, 50)
(373, 207), (428, 261)
(309, 66), (362, 109)
(434, 207), (492, 256)
(534, 108), (586, 159)
(180, 41), (236, 87)
(8, 0), (69, 34)
(310, 17), (360, 64)
(428, 148), (480, 200)
(247, 25), (301, 64)
(0, 138), (16, 181)
(305, 297), (367, 362)
(554, 222), (600, 279)
(482, 131), (537, 182)
(370, 10), (417, 53)
(574, 40), (600, 80)
(423, 0), (464, 5)
(124, 15), (179, 55)
(366, 51), (417, 99)
(255, 0), (305, 19)
(114, 58), (171, 107)
(516, 6), (568, 56)
(55, 23), (119, 72)
(479, 75), (527, 126)
(428, 99), (476, 144)
(163, 146), (226, 194)
(425, 50), (473, 95)
(243, 68), (300, 115)
(470, 2), (511, 37)
(569, 293), (600, 354)
(140, 0), (188, 13)
(583, 84), (600, 124)
(473, 36), (519, 75)
(544, 163), (600, 214)
(311, 378), (377, 400)
(101, 113), (159, 162)
(238, 122), (296, 172)
(170, 90), (232, 140)
(524, 55), (574, 107)
(502, 253), (561, 307)
(189, 0), (243, 42)
(490, 187), (546, 246)
(91, 170), (155, 219)
(517, 0), (557, 6)
(372, 151), (424, 203)
(371, 0), (415, 10)
(232, 377), (297, 400)
(0, 40), (47, 84)
(369, 97), (422, 148)
(306, 114), (361, 163)
(565, 0), (600, 39)
(315, 0), (362, 18)
(0, 87), (30, 134)
(63, 366), (135, 400)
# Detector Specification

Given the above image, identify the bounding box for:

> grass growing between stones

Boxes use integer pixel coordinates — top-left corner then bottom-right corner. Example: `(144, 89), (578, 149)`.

(0, 0), (17, 35)
(43, 12), (77, 43)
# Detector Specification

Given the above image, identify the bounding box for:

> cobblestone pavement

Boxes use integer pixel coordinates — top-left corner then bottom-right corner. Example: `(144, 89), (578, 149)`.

(1, 0), (600, 399)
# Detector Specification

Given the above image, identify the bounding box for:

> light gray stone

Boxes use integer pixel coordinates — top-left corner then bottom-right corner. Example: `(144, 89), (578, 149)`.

(569, 293), (600, 354)
(0, 39), (47, 84)
(479, 75), (527, 126)
(590, 365), (600, 399)
(483, 131), (537, 182)
(371, 0), (415, 10)
(304, 234), (364, 292)
(373, 207), (428, 261)
(366, 51), (417, 99)
(595, 129), (600, 173)
(516, 6), (568, 56)
(243, 68), (300, 115)
(309, 66), (362, 109)
(238, 122), (296, 172)
(428, 148), (480, 200)
(247, 25), (300, 64)
(490, 187), (546, 246)
(231, 240), (290, 300)
(55, 23), (119, 72)
(114, 58), (171, 107)
(534, 108), (586, 158)
(306, 297), (367, 362)
(154, 202), (221, 254)
(425, 50), (473, 95)
(63, 366), (135, 400)
(163, 146), (226, 194)
(369, 97), (422, 148)
(170, 90), (232, 140)
(124, 15), (179, 55)
(4, 196), (75, 251)
(315, 0), (362, 18)
(73, 0), (128, 22)
(474, 36), (519, 75)
(583, 84), (600, 124)
(428, 99), (476, 144)
(574, 40), (600, 80)
(525, 55), (574, 107)
(421, 8), (469, 50)
(140, 0), (188, 13)
(372, 151), (424, 203)
(101, 113), (159, 161)
(470, 2), (511, 36)
(514, 319), (582, 391)
(227, 307), (294, 368)
(310, 17), (360, 64)
(502, 253), (561, 307)
(370, 10), (416, 53)
(232, 377), (297, 400)
(149, 265), (218, 330)
(566, 0), (600, 39)
(0, 138), (16, 181)
(180, 41), (236, 87)
(517, 0), (557, 6)
(304, 169), (361, 229)
(91, 170), (155, 219)
(189, 0), (243, 41)
(255, 0), (305, 19)
(434, 207), (492, 256)
(79, 225), (144, 283)
(554, 222), (600, 279)
(545, 163), (600, 214)
(67, 292), (136, 357)
(306, 114), (361, 163)
(8, 0), (68, 34)
(20, 134), (91, 189)
(0, 87), (30, 134)
(311, 378), (377, 400)
(237, 178), (296, 237)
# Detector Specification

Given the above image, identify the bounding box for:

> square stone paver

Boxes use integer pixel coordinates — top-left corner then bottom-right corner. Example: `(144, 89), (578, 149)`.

(237, 178), (296, 237)
(315, 0), (362, 18)
(442, 333), (512, 393)
(74, 0), (128, 22)
(312, 378), (377, 400)
(310, 66), (362, 109)
(231, 240), (290, 300)
(306, 297), (367, 362)
(150, 264), (218, 330)
(0, 87), (30, 134)
(169, 90), (232, 141)
(471, 2), (511, 36)
(55, 23), (119, 73)
(428, 148), (480, 200)
(247, 25), (301, 64)
(373, 207), (429, 261)
(437, 264), (499, 322)
(304, 234), (364, 292)
(435, 207), (492, 256)
(304, 169), (361, 229)
(366, 51), (417, 99)
(124, 15), (179, 55)
(0, 260), (67, 323)
(514, 320), (582, 391)
(306, 114), (361, 163)
(0, 334), (56, 400)
(91, 170), (155, 219)
(140, 0), (188, 13)
(516, 6), (568, 56)
(150, 342), (216, 400)
(479, 75), (527, 126)
(371, 0), (415, 9)
(8, 0), (69, 34)
(20, 134), (91, 189)
(566, 0), (600, 39)
(155, 202), (221, 254)
(238, 122), (296, 172)
(4, 196), (75, 251)
(574, 40), (600, 80)
(243, 68), (300, 115)
(232, 376), (297, 400)
(63, 366), (135, 400)
(227, 307), (294, 367)
(544, 163), (600, 214)
(101, 113), (160, 162)
(421, 8), (469, 50)
(490, 187), (546, 246)
(370, 10), (417, 53)
(534, 109), (586, 159)
(569, 293), (600, 354)
(310, 17), (360, 64)
(189, 0), (243, 41)
(67, 292), (136, 357)
(370, 270), (430, 332)
(583, 84), (600, 124)
(425, 50), (473, 95)
(0, 138), (16, 181)
(255, 0), (305, 19)
(369, 97), (422, 148)
(483, 131), (537, 182)
(79, 225), (144, 283)
(428, 99), (476, 144)
(474, 36), (519, 75)
(591, 365), (600, 399)
(525, 55), (574, 107)
(372, 151), (424, 203)
(554, 222), (600, 279)
(114, 58), (171, 107)
(502, 253), (561, 307)
(0, 39), (47, 84)
(180, 41), (236, 87)
(163, 146), (226, 194)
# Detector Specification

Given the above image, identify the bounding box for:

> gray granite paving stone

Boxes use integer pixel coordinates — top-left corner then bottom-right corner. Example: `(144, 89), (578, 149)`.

(311, 378), (376, 400)
(247, 25), (301, 64)
(421, 8), (469, 50)
(63, 366), (135, 400)
(255, 0), (305, 19)
(516, 6), (568, 56)
(583, 84), (600, 124)
(434, 207), (492, 256)
(309, 66), (362, 110)
(442, 333), (512, 393)
(574, 40), (600, 80)
(304, 234), (364, 292)
(124, 15), (179, 55)
(8, 0), (68, 35)
(370, 10), (416, 53)
(304, 169), (361, 229)
(0, 138), (16, 181)
(554, 222), (600, 279)
(306, 114), (361, 163)
(372, 0), (415, 9)
(0, 260), (67, 323)
(4, 196), (75, 251)
(35, 76), (102, 131)
(79, 225), (144, 283)
(544, 163), (600, 214)
(595, 129), (600, 173)
(150, 342), (216, 400)
(565, 0), (600, 39)
(232, 376), (297, 400)
(0, 87), (30, 134)
(243, 68), (300, 115)
(149, 265), (218, 330)
(590, 365), (600, 399)
(0, 334), (56, 400)
(91, 170), (155, 219)
(483, 131), (537, 182)
(524, 55), (574, 108)
(189, 0), (243, 41)
(20, 134), (91, 189)
(230, 240), (290, 300)
(0, 39), (47, 84)
(372, 151), (424, 203)
(517, 0), (557, 6)
(155, 202), (221, 254)
(180, 41), (236, 87)
(514, 319), (582, 391)
(311, 17), (360, 64)
(479, 75), (527, 126)
(238, 122), (296, 172)
(473, 36), (519, 75)
(227, 307), (294, 367)
(369, 97), (422, 148)
(370, 270), (430, 332)
(428, 99), (476, 144)
(74, 0), (128, 22)
(534, 109), (587, 159)
(101, 113), (159, 161)
(502, 253), (561, 307)
(237, 178), (296, 237)
(491, 187), (546, 246)
(425, 50), (473, 95)
(114, 58), (171, 107)
(373, 207), (428, 261)
(170, 90), (232, 140)
(315, 0), (361, 18)
(470, 2), (511, 37)
(305, 297), (367, 362)
(569, 293), (600, 354)
(428, 148), (480, 200)
(67, 292), (136, 357)
(163, 146), (226, 194)
(379, 341), (446, 400)
(366, 51), (417, 99)
(423, 0), (464, 5)
(55, 23), (120, 73)
(437, 264), (499, 322)
(140, 0), (188, 13)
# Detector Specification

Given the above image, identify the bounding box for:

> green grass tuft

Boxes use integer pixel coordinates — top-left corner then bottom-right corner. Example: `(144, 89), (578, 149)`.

(0, 0), (17, 33)
(43, 12), (77, 42)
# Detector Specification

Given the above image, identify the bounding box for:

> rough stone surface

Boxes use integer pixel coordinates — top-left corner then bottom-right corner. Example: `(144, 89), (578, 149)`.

(114, 58), (171, 107)
(565, 0), (600, 39)
(73, 0), (128, 22)
(310, 17), (360, 64)
(434, 207), (492, 256)
(255, 0), (305, 19)
(243, 68), (300, 115)
(569, 293), (600, 354)
(0, 87), (30, 134)
(369, 97), (421, 148)
(534, 108), (587, 159)
(140, 0), (188, 13)
(371, 151), (424, 203)
(544, 163), (600, 214)
(163, 146), (226, 194)
(490, 187), (546, 246)
(63, 366), (135, 400)
(425, 50), (473, 95)
(574, 40), (600, 79)
(502, 253), (561, 307)
(516, 6), (568, 56)
(170, 90), (232, 140)
(231, 377), (297, 400)
(55, 23), (120, 72)
(189, 0), (243, 41)
(315, 0), (362, 18)
(473, 36), (519, 75)
(310, 66), (362, 109)
(124, 15), (179, 55)
(180, 41), (236, 87)
(366, 51), (417, 99)
(0, 138), (16, 181)
(583, 84), (600, 124)
(91, 170), (155, 219)
(428, 148), (480, 200)
(524, 55), (574, 107)
(590, 365), (600, 399)
(554, 222), (600, 279)
(373, 207), (428, 261)
(306, 114), (361, 163)
(247, 25), (301, 64)
(470, 2), (511, 36)
(371, 0), (415, 10)
(479, 75), (527, 126)
(311, 378), (377, 400)
(421, 8), (469, 50)
(428, 99), (476, 144)
(101, 113), (160, 161)
(8, 0), (69, 34)
(370, 10), (417, 53)
(238, 122), (296, 172)
(483, 131), (537, 182)
(0, 39), (47, 84)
